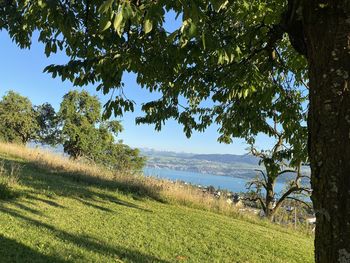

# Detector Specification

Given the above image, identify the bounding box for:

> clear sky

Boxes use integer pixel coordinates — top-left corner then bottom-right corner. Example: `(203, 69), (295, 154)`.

(0, 29), (274, 154)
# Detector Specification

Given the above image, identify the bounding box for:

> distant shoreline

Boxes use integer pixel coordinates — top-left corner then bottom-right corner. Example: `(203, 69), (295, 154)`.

(144, 165), (256, 180)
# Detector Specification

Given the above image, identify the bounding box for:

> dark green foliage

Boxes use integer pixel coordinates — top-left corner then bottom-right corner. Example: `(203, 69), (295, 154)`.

(0, 89), (144, 172)
(0, 91), (38, 144)
(58, 90), (102, 159)
(35, 103), (60, 146)
(58, 90), (145, 171)
(0, 92), (58, 146)
(98, 144), (145, 172)
(0, 181), (16, 200)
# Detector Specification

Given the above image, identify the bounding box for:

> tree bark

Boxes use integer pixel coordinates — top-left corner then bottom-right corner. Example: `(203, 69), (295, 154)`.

(302, 2), (350, 262)
(264, 180), (276, 220)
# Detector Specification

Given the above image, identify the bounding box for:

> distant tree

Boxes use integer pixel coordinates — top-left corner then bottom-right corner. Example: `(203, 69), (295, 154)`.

(58, 90), (145, 171)
(98, 142), (146, 172)
(35, 103), (60, 146)
(58, 90), (101, 159)
(0, 91), (38, 144)
(246, 119), (310, 220)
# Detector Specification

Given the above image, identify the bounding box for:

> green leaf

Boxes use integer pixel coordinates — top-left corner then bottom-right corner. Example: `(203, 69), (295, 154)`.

(168, 30), (178, 42)
(113, 12), (124, 36)
(188, 21), (197, 38)
(44, 43), (51, 57)
(98, 0), (114, 14)
(201, 32), (206, 50)
(211, 0), (229, 12)
(242, 0), (250, 10)
(99, 15), (112, 32)
(143, 18), (153, 34)
(101, 20), (112, 32)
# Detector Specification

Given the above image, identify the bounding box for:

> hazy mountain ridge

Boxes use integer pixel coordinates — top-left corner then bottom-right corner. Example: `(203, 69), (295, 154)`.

(140, 149), (310, 183)
(141, 148), (259, 164)
(188, 153), (259, 165)
(141, 148), (260, 179)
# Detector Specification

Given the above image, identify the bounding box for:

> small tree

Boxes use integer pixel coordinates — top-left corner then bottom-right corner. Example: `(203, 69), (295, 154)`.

(98, 143), (146, 172)
(35, 103), (59, 146)
(58, 90), (145, 171)
(246, 121), (311, 221)
(0, 91), (38, 144)
(58, 90), (101, 159)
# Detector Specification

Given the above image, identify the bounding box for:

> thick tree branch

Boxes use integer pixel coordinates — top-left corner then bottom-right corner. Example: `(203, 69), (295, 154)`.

(281, 0), (307, 57)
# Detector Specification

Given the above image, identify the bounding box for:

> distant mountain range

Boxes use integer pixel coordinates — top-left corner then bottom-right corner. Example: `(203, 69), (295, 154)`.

(140, 148), (310, 183)
(140, 148), (260, 179)
(188, 154), (259, 166)
(140, 148), (259, 164)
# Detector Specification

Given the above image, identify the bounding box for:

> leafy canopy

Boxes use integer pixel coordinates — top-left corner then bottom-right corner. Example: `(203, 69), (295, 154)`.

(35, 103), (60, 145)
(0, 0), (307, 163)
(58, 90), (145, 171)
(58, 90), (102, 159)
(0, 91), (39, 144)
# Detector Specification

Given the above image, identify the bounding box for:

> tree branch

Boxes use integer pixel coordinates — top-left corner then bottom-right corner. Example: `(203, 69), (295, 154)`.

(278, 169), (296, 176)
(254, 169), (268, 187)
(274, 185), (310, 213)
(244, 195), (266, 212)
(286, 196), (312, 209)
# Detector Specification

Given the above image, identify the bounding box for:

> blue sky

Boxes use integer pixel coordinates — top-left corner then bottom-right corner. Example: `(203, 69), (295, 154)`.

(0, 29), (274, 154)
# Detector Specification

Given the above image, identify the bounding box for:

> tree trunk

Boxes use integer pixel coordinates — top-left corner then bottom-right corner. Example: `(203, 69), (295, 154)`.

(303, 2), (350, 262)
(265, 182), (275, 221)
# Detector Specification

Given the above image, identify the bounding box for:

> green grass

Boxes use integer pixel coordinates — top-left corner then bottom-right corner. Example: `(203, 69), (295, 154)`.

(0, 154), (314, 263)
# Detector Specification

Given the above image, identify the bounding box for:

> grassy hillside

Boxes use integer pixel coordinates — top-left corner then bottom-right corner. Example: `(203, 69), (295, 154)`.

(0, 143), (314, 263)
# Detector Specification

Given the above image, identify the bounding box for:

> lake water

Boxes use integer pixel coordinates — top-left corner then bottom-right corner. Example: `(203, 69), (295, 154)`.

(144, 167), (286, 194)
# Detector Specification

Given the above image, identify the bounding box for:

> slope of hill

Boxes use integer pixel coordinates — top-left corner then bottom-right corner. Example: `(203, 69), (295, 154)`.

(0, 143), (314, 263)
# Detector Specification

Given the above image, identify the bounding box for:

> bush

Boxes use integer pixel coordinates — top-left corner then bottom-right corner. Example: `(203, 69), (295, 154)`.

(0, 181), (16, 200)
(0, 161), (20, 200)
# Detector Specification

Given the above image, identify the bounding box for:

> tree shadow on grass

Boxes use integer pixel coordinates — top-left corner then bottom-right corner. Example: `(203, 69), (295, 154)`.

(27, 195), (65, 208)
(1, 158), (165, 203)
(0, 158), (162, 214)
(0, 206), (170, 263)
(0, 157), (168, 261)
(11, 201), (47, 217)
(71, 197), (114, 212)
(0, 235), (69, 263)
(0, 182), (18, 200)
